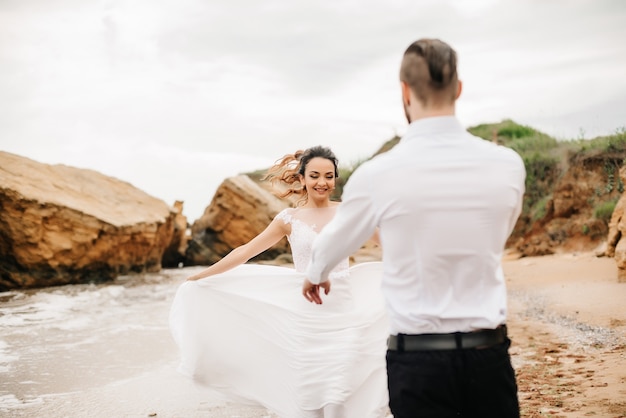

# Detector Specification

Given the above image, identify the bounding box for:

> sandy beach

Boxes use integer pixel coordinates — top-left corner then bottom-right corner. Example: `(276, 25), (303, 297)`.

(504, 251), (626, 418)
(1, 251), (625, 418)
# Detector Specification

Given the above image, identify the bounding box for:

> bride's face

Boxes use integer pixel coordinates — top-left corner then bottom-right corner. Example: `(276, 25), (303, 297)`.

(301, 157), (336, 203)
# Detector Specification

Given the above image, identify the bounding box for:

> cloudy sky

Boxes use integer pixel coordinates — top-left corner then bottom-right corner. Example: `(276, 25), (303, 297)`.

(1, 0), (625, 221)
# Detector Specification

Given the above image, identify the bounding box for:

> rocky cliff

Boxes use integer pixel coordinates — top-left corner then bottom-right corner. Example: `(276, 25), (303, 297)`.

(463, 120), (626, 259)
(0, 152), (176, 290)
(515, 149), (624, 256)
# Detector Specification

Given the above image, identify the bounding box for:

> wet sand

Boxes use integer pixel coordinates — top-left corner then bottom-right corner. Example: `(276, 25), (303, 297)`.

(1, 251), (625, 417)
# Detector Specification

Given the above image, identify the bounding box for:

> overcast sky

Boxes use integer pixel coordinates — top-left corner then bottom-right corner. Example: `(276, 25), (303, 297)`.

(1, 0), (625, 221)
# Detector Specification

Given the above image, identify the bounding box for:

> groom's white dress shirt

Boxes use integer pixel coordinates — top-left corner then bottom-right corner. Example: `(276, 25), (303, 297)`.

(306, 116), (526, 335)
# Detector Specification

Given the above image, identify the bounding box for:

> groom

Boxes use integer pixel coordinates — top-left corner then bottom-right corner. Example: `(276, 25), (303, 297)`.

(303, 38), (525, 417)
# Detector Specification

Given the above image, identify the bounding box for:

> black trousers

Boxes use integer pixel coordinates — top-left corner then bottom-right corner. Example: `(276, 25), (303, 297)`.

(386, 339), (520, 418)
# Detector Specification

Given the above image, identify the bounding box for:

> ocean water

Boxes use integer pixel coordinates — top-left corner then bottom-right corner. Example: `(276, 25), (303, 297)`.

(0, 267), (192, 415)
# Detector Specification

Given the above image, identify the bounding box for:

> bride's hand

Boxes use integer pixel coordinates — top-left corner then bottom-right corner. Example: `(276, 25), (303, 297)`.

(302, 279), (331, 304)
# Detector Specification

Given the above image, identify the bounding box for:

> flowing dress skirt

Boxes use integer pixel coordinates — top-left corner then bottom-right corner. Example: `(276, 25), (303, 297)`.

(169, 262), (389, 418)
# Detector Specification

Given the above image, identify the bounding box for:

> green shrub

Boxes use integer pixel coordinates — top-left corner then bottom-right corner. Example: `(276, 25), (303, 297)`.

(530, 195), (551, 222)
(594, 199), (618, 222)
(573, 127), (626, 155)
(523, 153), (559, 213)
(468, 119), (558, 155)
(498, 124), (536, 139)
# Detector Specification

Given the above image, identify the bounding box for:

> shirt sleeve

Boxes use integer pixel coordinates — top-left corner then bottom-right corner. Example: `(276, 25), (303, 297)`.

(506, 151), (527, 237)
(306, 167), (379, 284)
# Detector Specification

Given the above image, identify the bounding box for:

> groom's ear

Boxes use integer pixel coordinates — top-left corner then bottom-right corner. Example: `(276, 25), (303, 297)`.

(401, 81), (412, 106)
(455, 80), (463, 100)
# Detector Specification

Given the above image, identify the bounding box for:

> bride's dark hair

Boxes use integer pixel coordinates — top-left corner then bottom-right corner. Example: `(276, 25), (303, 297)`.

(264, 146), (339, 204)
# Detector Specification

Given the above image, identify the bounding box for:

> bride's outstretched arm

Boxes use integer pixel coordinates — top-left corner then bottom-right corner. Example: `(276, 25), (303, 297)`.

(186, 218), (289, 281)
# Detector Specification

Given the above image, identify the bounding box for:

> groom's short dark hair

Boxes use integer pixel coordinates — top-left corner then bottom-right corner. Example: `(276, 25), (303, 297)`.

(400, 38), (459, 108)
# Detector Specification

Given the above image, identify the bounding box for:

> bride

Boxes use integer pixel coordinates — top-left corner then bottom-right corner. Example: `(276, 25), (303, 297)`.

(169, 146), (389, 418)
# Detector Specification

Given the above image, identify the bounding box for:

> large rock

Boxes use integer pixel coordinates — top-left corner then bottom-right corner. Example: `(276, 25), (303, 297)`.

(606, 166), (626, 282)
(0, 151), (176, 290)
(186, 175), (290, 265)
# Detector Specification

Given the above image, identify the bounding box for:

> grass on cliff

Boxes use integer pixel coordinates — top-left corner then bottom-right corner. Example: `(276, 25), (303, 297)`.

(468, 120), (561, 217)
(594, 198), (619, 222)
(573, 127), (626, 154)
(340, 120), (567, 222)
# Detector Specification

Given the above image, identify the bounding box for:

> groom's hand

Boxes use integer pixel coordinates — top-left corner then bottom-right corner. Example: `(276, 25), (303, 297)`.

(302, 279), (331, 304)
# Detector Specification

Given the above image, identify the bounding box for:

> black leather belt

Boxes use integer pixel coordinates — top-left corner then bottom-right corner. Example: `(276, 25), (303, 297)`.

(387, 325), (507, 351)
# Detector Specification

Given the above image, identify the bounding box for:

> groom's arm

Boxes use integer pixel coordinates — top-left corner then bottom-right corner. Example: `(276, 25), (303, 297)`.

(306, 169), (379, 285)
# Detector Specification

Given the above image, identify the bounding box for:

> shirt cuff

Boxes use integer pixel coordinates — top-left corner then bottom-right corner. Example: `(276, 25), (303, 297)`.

(305, 262), (325, 285)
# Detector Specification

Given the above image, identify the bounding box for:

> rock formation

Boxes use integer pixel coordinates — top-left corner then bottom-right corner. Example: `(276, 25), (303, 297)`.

(186, 174), (291, 265)
(606, 166), (626, 282)
(0, 151), (176, 290)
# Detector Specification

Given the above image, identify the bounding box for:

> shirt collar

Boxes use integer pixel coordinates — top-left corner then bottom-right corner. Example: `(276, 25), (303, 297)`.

(403, 115), (466, 140)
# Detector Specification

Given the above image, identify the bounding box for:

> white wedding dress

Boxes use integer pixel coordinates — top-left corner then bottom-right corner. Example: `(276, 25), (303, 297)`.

(169, 207), (389, 418)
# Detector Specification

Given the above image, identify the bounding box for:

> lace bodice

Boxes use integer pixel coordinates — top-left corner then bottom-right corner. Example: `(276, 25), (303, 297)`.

(275, 207), (350, 279)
